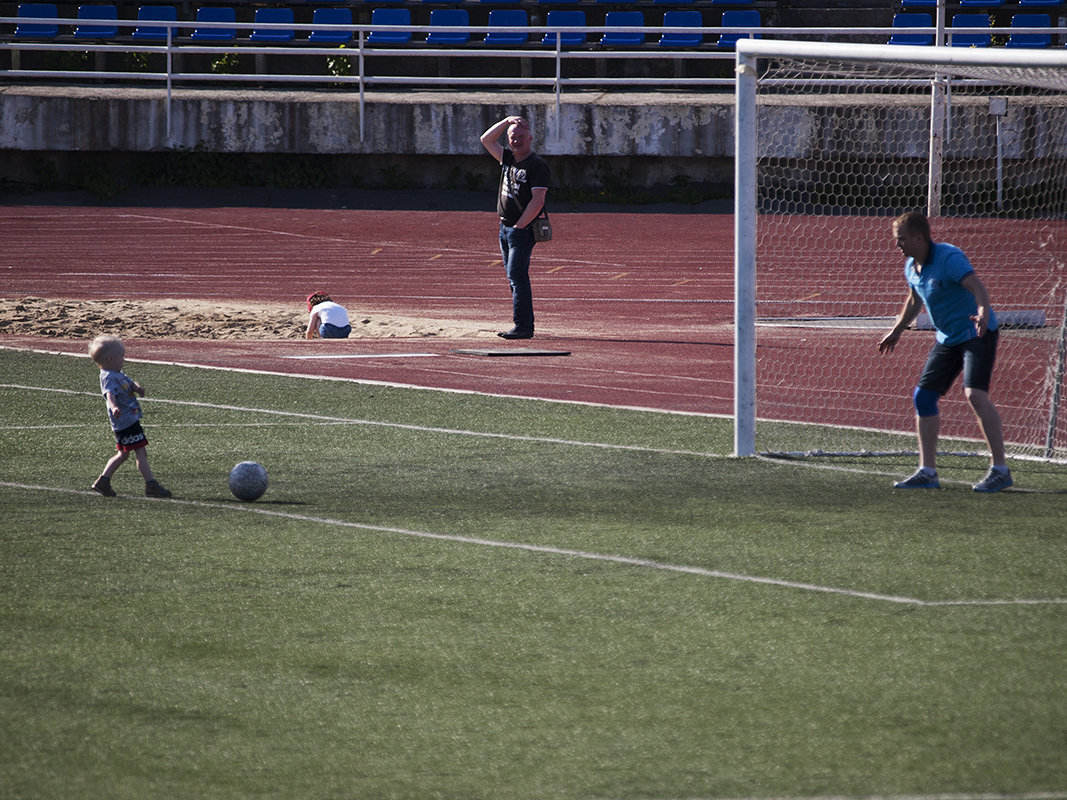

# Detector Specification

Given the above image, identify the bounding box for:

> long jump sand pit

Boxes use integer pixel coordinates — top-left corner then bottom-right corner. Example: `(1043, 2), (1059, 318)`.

(0, 296), (496, 341)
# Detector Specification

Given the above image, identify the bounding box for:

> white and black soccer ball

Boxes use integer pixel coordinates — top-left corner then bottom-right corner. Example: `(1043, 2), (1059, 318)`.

(228, 461), (269, 502)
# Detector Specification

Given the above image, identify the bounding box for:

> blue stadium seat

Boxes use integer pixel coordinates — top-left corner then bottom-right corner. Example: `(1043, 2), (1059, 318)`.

(74, 5), (118, 39)
(900, 0), (936, 6)
(715, 9), (759, 49)
(425, 8), (469, 45)
(483, 9), (527, 45)
(190, 6), (236, 42)
(888, 12), (933, 46)
(249, 8), (294, 43)
(1006, 13), (1051, 48)
(709, 0), (751, 4)
(600, 11), (645, 47)
(542, 10), (585, 47)
(308, 7), (352, 44)
(131, 5), (177, 40)
(950, 13), (991, 47)
(658, 10), (702, 47)
(15, 3), (59, 38)
(367, 7), (411, 44)
(959, 0), (1001, 7)
(1019, 0), (1062, 6)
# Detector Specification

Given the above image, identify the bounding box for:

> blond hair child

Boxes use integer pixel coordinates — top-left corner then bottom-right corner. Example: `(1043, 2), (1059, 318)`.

(89, 335), (171, 498)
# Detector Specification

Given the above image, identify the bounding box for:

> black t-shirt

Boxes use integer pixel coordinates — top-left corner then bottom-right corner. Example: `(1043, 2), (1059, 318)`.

(497, 148), (550, 227)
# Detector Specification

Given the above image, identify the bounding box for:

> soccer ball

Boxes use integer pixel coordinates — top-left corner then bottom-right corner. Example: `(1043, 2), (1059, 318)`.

(228, 461), (269, 502)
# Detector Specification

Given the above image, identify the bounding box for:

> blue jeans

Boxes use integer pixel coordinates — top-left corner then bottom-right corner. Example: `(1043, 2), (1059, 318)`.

(499, 221), (535, 331)
(319, 323), (351, 339)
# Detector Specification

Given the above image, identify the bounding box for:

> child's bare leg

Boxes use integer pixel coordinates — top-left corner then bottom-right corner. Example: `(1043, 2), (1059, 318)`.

(132, 448), (156, 483)
(135, 449), (171, 497)
(93, 449), (128, 495)
(101, 449), (129, 478)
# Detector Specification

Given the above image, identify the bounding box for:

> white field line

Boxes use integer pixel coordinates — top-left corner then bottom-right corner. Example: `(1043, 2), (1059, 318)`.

(2, 480), (1066, 609)
(0, 383), (1046, 490)
(704, 794), (1067, 800)
(0, 383), (726, 458)
(1, 423), (93, 429)
(0, 480), (929, 606)
(4, 383), (1066, 607)
(0, 345), (734, 421)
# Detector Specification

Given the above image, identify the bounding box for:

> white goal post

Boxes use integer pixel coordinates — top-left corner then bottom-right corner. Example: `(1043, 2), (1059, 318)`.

(734, 40), (1067, 462)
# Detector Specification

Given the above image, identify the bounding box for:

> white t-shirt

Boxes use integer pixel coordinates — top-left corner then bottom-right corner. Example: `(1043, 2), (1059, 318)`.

(311, 301), (350, 328)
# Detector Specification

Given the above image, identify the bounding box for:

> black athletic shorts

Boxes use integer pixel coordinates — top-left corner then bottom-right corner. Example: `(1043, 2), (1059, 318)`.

(113, 421), (149, 452)
(918, 328), (999, 396)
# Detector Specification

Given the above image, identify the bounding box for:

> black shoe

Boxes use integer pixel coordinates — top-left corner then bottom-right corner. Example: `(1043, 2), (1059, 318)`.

(498, 327), (534, 340)
(145, 479), (172, 498)
(91, 476), (116, 497)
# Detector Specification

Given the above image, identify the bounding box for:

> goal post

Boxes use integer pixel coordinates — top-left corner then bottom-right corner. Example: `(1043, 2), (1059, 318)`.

(734, 52), (759, 458)
(733, 40), (1067, 461)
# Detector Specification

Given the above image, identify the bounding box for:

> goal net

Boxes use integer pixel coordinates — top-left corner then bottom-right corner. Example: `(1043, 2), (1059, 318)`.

(733, 40), (1067, 462)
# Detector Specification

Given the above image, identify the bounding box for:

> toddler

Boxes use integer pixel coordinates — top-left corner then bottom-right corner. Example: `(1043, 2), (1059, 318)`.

(89, 335), (171, 498)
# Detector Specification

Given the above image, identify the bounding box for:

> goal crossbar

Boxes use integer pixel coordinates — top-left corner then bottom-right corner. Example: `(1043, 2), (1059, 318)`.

(733, 40), (1067, 458)
(735, 39), (1067, 71)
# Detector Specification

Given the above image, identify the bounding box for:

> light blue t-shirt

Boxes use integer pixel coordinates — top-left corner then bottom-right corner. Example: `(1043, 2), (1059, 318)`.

(905, 242), (998, 346)
(100, 369), (143, 431)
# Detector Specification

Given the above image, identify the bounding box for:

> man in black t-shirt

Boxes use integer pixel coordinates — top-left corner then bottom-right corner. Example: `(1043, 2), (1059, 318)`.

(479, 115), (550, 339)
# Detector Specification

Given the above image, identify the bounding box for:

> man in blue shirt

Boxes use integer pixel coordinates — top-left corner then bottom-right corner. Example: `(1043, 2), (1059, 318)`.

(879, 211), (1012, 492)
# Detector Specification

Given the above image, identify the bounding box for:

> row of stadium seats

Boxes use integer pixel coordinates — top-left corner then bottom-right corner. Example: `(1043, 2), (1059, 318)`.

(364, 6), (757, 45)
(11, 2), (1065, 49)
(901, 0), (1062, 6)
(889, 11), (1060, 47)
(9, 2), (762, 46)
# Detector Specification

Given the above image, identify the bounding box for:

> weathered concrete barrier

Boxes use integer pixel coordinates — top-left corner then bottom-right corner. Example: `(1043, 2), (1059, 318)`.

(2, 85), (1063, 190)
(0, 86), (737, 156)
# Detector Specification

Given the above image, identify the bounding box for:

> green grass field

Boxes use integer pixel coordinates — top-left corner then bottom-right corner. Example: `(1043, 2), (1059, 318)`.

(2, 346), (1066, 800)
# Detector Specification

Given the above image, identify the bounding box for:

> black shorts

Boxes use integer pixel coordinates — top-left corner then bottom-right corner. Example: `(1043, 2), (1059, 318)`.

(113, 421), (149, 452)
(918, 328), (999, 396)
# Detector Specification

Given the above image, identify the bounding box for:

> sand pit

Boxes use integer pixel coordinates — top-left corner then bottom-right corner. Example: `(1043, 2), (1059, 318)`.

(0, 297), (494, 340)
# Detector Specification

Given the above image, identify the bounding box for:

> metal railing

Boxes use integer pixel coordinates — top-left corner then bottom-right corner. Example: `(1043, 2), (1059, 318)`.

(2, 16), (1063, 141)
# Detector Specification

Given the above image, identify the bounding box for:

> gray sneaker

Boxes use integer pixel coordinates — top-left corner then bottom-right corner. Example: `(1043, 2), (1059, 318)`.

(973, 468), (1013, 493)
(893, 470), (940, 489)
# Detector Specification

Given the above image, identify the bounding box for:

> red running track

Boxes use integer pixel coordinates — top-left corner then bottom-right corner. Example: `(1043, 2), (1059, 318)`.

(0, 206), (737, 416)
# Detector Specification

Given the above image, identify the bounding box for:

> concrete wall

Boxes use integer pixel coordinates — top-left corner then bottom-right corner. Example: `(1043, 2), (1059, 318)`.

(5, 85), (1066, 158)
(0, 86), (738, 158)
(2, 86), (1066, 190)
